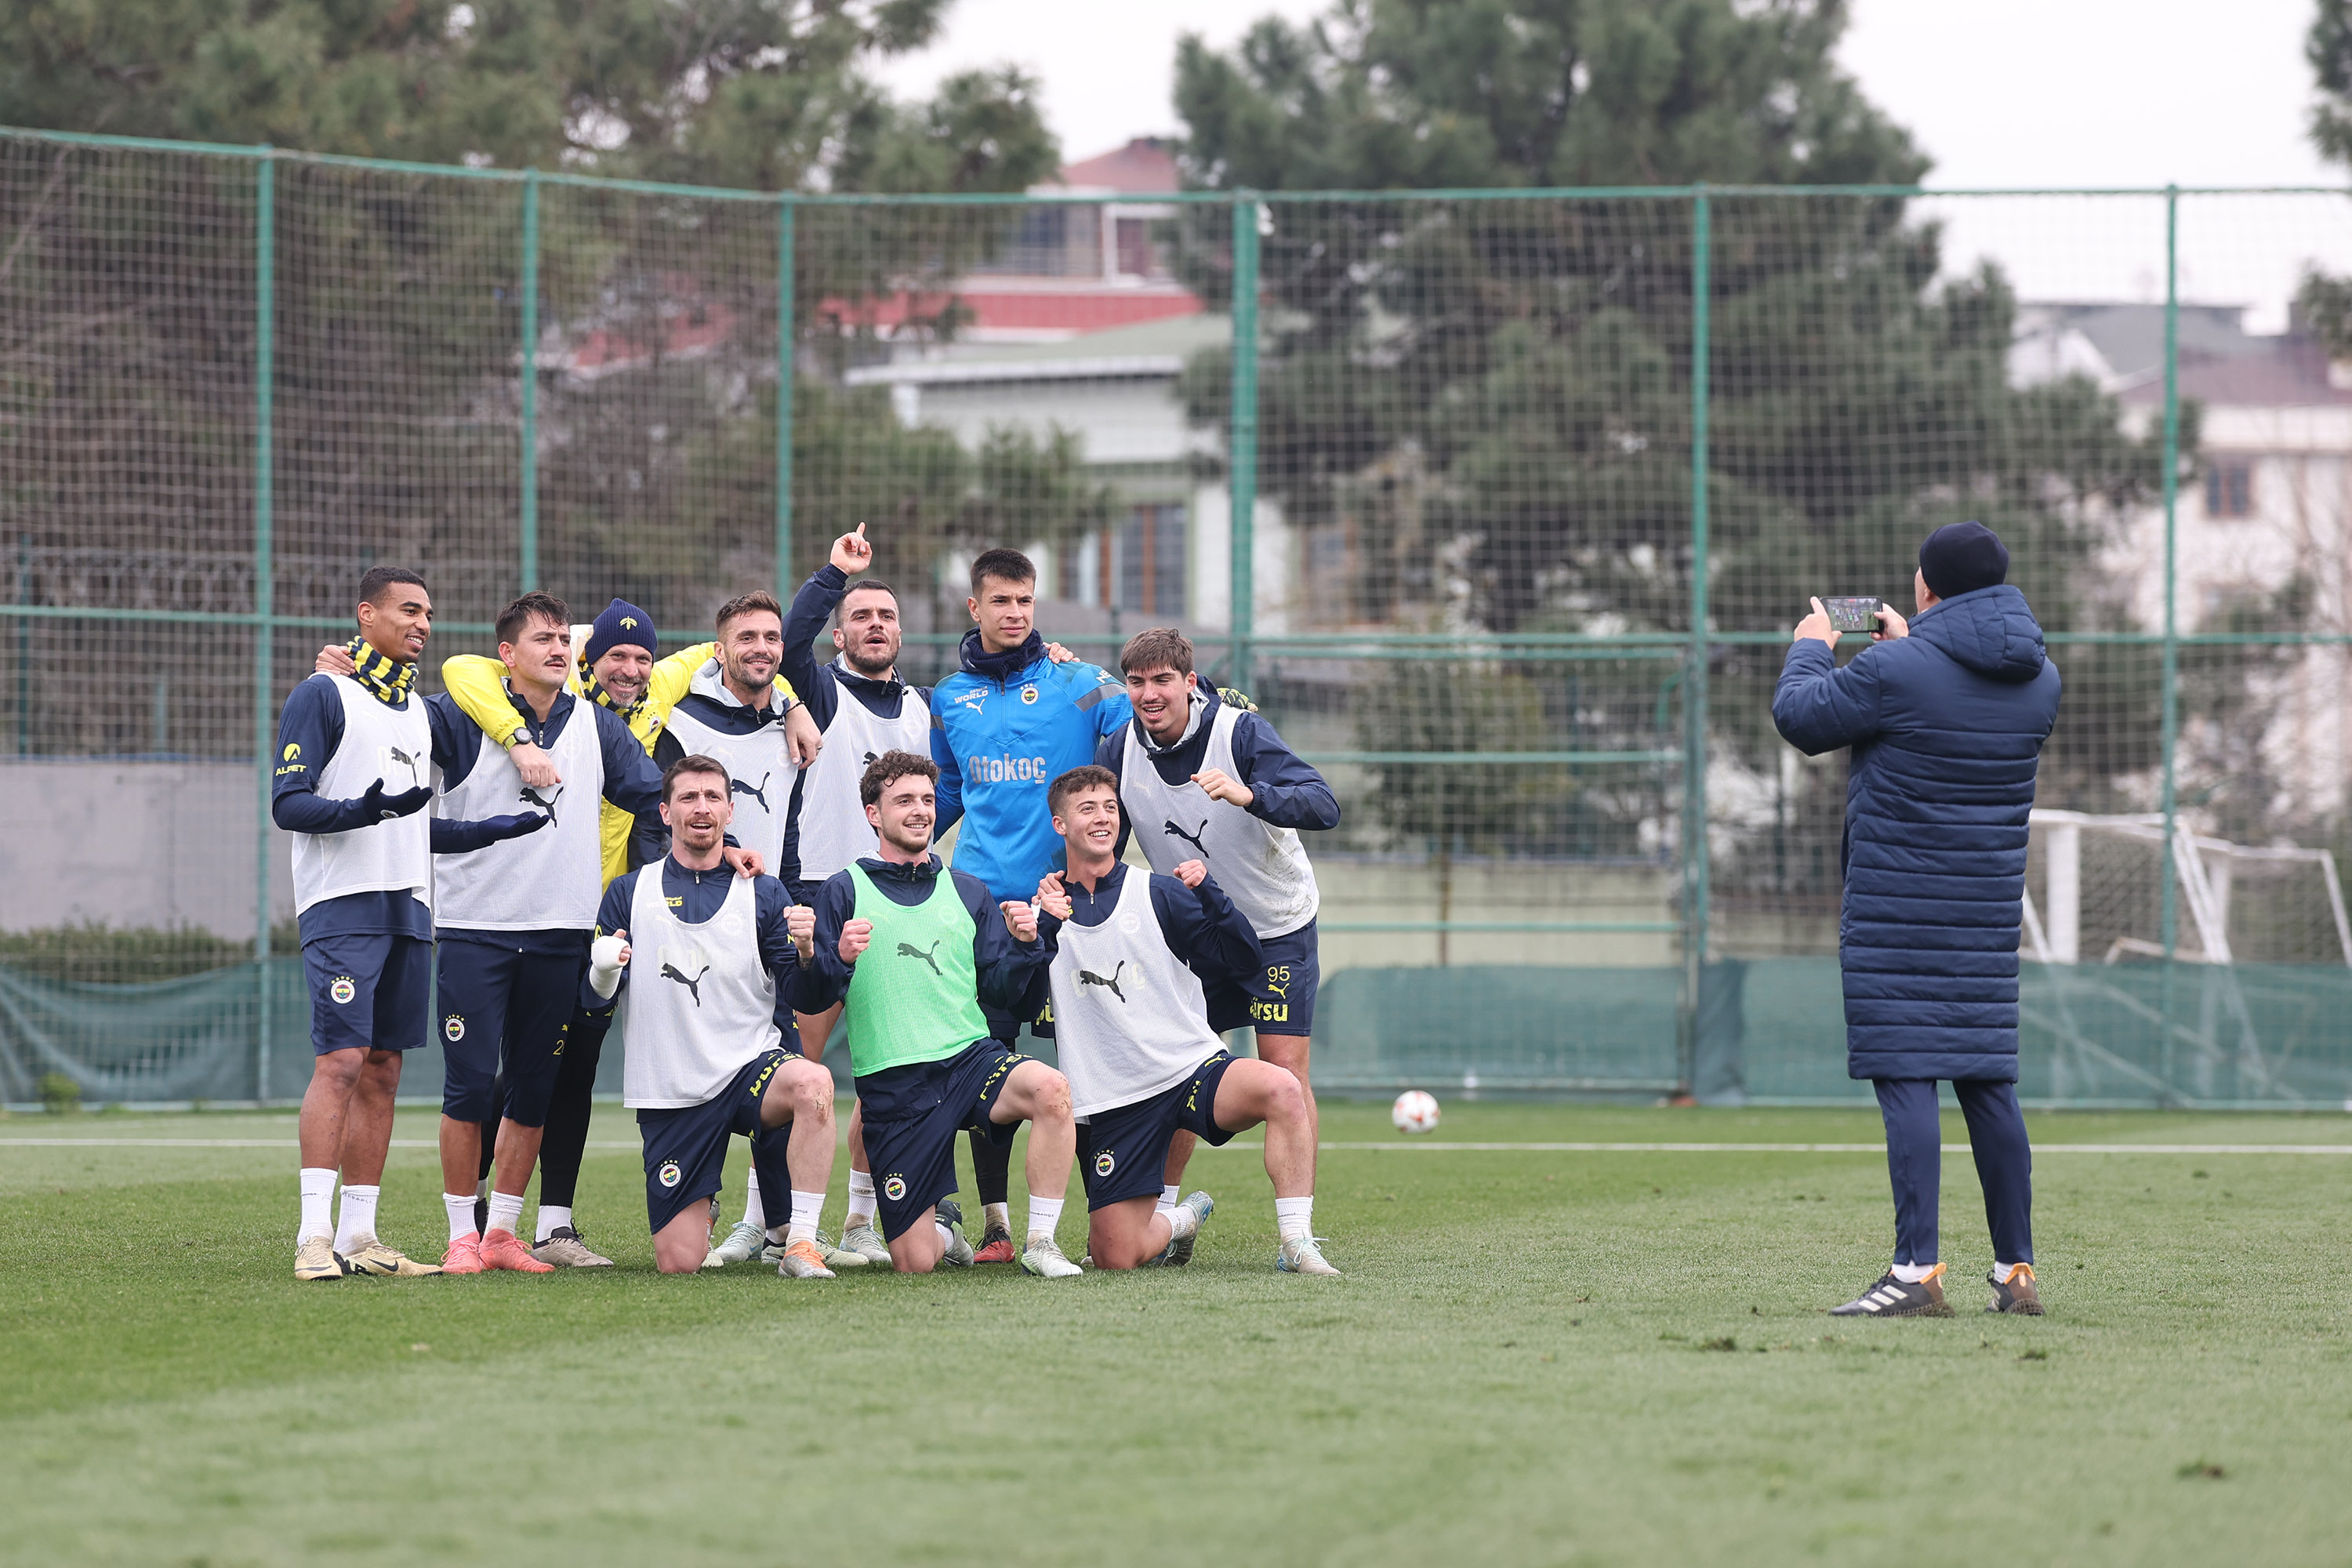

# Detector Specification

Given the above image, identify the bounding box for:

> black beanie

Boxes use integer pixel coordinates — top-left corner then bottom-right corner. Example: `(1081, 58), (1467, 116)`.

(1918, 521), (2009, 600)
(582, 597), (657, 665)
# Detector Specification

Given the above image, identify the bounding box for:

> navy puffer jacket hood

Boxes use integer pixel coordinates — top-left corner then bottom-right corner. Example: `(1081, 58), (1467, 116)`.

(1770, 585), (2063, 1082)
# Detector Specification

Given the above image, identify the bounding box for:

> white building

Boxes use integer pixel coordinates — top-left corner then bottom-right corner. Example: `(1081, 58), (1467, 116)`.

(2012, 302), (2352, 829)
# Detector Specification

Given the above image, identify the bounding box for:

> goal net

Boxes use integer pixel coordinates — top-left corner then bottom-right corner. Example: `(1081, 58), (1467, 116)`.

(2022, 811), (2352, 1105)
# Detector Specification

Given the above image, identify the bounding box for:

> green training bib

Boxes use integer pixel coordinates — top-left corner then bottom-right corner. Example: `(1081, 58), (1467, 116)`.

(842, 862), (990, 1078)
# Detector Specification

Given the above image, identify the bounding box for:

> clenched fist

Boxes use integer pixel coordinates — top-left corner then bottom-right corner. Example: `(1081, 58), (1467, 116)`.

(1036, 872), (1074, 921)
(840, 917), (873, 963)
(1001, 899), (1040, 944)
(1192, 768), (1252, 808)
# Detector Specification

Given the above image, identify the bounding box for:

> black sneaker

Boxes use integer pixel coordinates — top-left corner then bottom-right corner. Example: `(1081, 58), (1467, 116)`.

(1830, 1264), (1954, 1317)
(1986, 1264), (2044, 1316)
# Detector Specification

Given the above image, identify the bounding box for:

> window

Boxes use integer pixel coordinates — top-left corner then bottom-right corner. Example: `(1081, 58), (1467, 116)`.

(1069, 506), (1187, 615)
(1111, 504), (1186, 615)
(1114, 216), (1155, 278)
(969, 205), (1102, 277)
(2204, 460), (2254, 519)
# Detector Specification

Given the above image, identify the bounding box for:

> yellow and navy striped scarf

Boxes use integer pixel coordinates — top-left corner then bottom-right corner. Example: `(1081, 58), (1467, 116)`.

(345, 636), (417, 706)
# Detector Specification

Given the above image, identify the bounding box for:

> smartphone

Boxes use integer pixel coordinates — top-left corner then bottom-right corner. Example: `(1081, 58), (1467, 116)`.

(1821, 596), (1884, 634)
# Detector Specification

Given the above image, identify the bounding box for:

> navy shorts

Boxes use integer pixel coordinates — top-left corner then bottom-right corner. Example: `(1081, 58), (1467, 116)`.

(637, 1048), (789, 1234)
(304, 933), (432, 1056)
(1207, 920), (1319, 1036)
(435, 935), (589, 1126)
(1079, 1052), (1238, 1210)
(856, 1041), (1030, 1241)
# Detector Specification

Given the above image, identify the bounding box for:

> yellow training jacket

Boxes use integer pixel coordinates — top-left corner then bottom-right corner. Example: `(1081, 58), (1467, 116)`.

(441, 624), (797, 887)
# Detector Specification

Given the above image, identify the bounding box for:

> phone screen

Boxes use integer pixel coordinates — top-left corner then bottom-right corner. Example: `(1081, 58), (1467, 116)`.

(1822, 596), (1883, 633)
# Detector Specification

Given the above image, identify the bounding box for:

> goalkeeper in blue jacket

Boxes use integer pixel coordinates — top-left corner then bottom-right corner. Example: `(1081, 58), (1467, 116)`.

(924, 547), (1134, 1257)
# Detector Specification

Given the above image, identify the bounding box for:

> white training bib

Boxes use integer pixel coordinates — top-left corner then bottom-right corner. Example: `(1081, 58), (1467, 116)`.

(792, 663), (931, 884)
(434, 696), (603, 931)
(618, 867), (781, 1109)
(1120, 705), (1319, 938)
(1049, 870), (1225, 1118)
(661, 665), (796, 871)
(288, 674), (433, 916)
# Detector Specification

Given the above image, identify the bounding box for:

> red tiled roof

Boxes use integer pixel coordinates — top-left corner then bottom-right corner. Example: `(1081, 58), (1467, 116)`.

(815, 289), (1201, 337)
(1054, 139), (1181, 194)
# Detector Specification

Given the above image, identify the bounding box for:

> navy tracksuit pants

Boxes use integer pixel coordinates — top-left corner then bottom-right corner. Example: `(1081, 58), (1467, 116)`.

(1872, 1078), (2033, 1267)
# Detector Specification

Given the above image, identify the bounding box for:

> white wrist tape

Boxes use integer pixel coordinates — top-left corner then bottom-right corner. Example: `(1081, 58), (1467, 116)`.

(589, 935), (627, 998)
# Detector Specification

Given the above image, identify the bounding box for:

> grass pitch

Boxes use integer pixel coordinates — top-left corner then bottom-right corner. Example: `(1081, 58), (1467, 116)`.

(3, 1100), (2350, 1566)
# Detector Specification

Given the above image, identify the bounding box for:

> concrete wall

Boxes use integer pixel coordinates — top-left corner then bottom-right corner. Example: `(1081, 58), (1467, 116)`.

(0, 760), (293, 938)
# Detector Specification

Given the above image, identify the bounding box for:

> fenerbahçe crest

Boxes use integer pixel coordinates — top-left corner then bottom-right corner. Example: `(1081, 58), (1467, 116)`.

(1094, 1150), (1116, 1178)
(881, 1174), (907, 1203)
(444, 1014), (466, 1043)
(328, 975), (357, 1006)
(658, 1160), (683, 1189)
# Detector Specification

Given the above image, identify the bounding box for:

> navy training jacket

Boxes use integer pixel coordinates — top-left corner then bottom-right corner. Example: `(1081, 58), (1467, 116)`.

(1771, 584), (2062, 1082)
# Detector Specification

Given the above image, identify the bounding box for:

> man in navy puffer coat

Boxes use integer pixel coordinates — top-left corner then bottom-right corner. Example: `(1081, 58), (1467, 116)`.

(1773, 521), (2061, 1319)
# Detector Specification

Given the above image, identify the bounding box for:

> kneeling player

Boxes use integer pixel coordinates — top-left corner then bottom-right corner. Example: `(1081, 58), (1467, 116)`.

(1035, 767), (1335, 1274)
(801, 750), (1079, 1276)
(583, 754), (839, 1276)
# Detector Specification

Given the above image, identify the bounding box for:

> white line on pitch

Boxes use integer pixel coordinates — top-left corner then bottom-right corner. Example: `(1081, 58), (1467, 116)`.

(5, 1138), (2350, 1155)
(1202, 1141), (2352, 1155)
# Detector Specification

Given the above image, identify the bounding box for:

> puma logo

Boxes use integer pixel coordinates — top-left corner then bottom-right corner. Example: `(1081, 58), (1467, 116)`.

(519, 784), (559, 823)
(732, 771), (772, 811)
(660, 960), (710, 1006)
(897, 939), (943, 976)
(387, 745), (421, 784)
(862, 751), (879, 767)
(1077, 960), (1128, 1003)
(1164, 818), (1210, 858)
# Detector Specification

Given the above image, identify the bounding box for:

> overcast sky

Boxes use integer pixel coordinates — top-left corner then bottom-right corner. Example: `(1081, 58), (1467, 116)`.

(873, 0), (2352, 327)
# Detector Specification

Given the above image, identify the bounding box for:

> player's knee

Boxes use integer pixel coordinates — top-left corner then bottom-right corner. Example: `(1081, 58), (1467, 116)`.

(1265, 1066), (1307, 1121)
(1034, 1069), (1073, 1120)
(311, 1048), (366, 1091)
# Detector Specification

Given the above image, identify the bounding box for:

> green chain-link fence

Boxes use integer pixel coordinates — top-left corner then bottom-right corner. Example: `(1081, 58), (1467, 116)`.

(5, 125), (2350, 1107)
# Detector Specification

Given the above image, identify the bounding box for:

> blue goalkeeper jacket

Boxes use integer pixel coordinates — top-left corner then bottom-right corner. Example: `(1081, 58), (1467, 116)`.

(930, 630), (1132, 901)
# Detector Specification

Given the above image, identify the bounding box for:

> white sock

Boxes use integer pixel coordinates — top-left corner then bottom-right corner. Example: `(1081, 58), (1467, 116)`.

(742, 1181), (765, 1230)
(1892, 1261), (1940, 1283)
(935, 1216), (956, 1250)
(444, 1192), (478, 1243)
(847, 1170), (877, 1227)
(535, 1203), (572, 1243)
(788, 1189), (825, 1245)
(984, 1200), (1010, 1234)
(1274, 1196), (1314, 1243)
(486, 1189), (525, 1236)
(1026, 1195), (1065, 1243)
(1157, 1184), (1181, 1214)
(1994, 1260), (2028, 1283)
(333, 1184), (379, 1253)
(299, 1167), (337, 1244)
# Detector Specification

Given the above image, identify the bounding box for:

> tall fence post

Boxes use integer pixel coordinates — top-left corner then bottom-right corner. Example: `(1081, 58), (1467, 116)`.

(252, 150), (277, 1102)
(775, 197), (796, 603)
(1228, 193), (1262, 693)
(519, 169), (541, 591)
(1680, 187), (1713, 1091)
(2158, 183), (2181, 1100)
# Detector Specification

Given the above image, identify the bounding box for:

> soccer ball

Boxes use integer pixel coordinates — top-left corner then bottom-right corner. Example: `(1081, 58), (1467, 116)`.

(1391, 1090), (1441, 1134)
